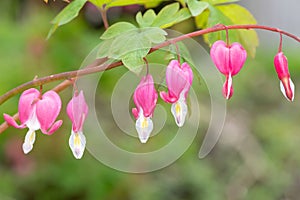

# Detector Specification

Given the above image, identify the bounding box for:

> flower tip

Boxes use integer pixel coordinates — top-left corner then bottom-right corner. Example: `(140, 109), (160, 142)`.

(135, 115), (153, 144)
(22, 142), (33, 154)
(171, 99), (187, 127)
(69, 131), (86, 159)
(280, 78), (295, 102)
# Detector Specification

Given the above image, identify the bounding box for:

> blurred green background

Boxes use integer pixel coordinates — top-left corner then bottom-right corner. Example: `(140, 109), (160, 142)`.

(1, 1), (300, 199)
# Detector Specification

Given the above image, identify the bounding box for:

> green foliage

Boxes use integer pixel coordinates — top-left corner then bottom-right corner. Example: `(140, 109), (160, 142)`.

(186, 0), (209, 17)
(136, 3), (192, 28)
(89, 0), (163, 8)
(202, 0), (239, 5)
(98, 22), (167, 74)
(195, 3), (258, 57)
(47, 0), (87, 39)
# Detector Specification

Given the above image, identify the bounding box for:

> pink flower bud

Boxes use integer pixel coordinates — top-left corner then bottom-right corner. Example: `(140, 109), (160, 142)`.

(274, 52), (295, 101)
(160, 60), (193, 127)
(210, 40), (247, 99)
(132, 75), (158, 143)
(67, 90), (88, 159)
(4, 88), (62, 154)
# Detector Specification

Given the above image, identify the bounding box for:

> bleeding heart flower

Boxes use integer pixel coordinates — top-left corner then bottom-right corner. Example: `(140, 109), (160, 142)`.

(67, 90), (88, 159)
(132, 75), (158, 143)
(160, 60), (193, 127)
(274, 52), (295, 101)
(210, 40), (247, 99)
(4, 88), (62, 154)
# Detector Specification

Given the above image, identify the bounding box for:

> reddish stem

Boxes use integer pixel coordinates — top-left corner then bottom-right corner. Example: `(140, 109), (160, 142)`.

(278, 33), (283, 52)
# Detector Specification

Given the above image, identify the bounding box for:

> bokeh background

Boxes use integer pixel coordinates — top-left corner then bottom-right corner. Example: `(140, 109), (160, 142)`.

(0, 0), (300, 199)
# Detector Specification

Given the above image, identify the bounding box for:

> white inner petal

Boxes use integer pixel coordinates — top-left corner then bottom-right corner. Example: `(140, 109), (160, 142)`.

(22, 129), (36, 154)
(171, 93), (188, 127)
(69, 130), (86, 159)
(280, 78), (295, 101)
(135, 109), (153, 143)
(26, 109), (40, 131)
(226, 74), (232, 99)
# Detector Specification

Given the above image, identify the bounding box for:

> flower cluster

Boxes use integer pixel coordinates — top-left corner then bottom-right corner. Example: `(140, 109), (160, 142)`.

(210, 40), (294, 101)
(4, 88), (88, 159)
(132, 60), (193, 143)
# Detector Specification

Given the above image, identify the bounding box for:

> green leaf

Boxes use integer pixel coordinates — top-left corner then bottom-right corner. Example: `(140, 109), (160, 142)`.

(122, 51), (148, 74)
(205, 5), (239, 45)
(170, 7), (192, 27)
(142, 27), (167, 43)
(89, 0), (161, 8)
(47, 0), (87, 39)
(136, 10), (156, 28)
(152, 3), (180, 27)
(100, 22), (136, 40)
(106, 0), (162, 8)
(202, 0), (239, 5)
(195, 9), (209, 28)
(97, 39), (113, 58)
(187, 0), (209, 17)
(217, 4), (258, 57)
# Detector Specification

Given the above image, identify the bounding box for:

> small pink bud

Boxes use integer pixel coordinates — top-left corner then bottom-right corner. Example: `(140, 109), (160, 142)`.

(160, 60), (193, 127)
(210, 40), (247, 99)
(274, 52), (295, 101)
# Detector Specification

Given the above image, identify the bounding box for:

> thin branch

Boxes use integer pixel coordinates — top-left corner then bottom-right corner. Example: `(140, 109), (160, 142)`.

(100, 5), (109, 30)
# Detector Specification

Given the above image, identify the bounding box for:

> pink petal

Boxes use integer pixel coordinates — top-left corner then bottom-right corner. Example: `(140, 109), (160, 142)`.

(165, 60), (187, 99)
(210, 40), (229, 75)
(133, 75), (158, 118)
(18, 88), (40, 124)
(67, 91), (88, 132)
(36, 90), (62, 133)
(3, 114), (26, 129)
(230, 42), (247, 76)
(159, 91), (177, 104)
(41, 120), (63, 135)
(210, 40), (247, 76)
(274, 52), (290, 80)
(132, 108), (139, 119)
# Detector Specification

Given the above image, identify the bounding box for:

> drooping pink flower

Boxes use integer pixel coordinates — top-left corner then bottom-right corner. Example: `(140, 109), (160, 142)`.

(274, 52), (295, 101)
(210, 40), (247, 99)
(132, 75), (158, 143)
(67, 90), (88, 159)
(4, 88), (62, 154)
(160, 60), (193, 127)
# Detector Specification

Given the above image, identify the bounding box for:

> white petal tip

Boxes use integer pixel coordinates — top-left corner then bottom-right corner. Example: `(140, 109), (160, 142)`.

(22, 143), (33, 154)
(136, 115), (153, 144)
(139, 137), (149, 144)
(69, 131), (86, 159)
(280, 79), (295, 102)
(171, 100), (188, 128)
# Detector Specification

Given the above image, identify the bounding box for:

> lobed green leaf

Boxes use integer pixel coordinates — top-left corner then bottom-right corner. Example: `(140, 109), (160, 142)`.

(100, 22), (136, 40)
(187, 0), (209, 17)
